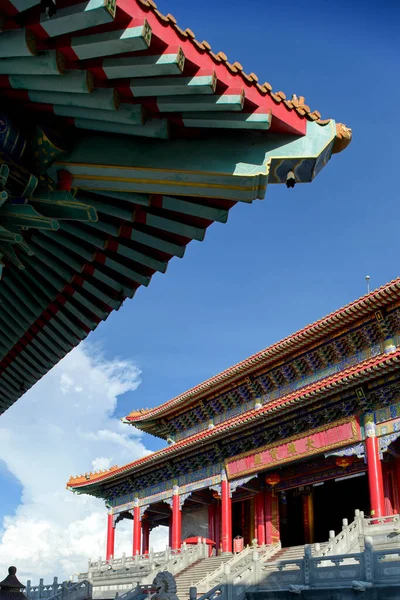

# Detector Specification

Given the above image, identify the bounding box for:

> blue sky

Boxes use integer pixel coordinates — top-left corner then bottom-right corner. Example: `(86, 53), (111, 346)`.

(0, 0), (399, 579)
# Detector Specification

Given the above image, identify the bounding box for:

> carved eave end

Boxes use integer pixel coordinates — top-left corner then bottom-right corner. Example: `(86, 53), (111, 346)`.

(332, 123), (352, 155)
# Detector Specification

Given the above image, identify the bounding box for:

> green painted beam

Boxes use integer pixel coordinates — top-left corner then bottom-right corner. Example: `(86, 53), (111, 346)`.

(39, 0), (116, 38)
(7, 71), (93, 94)
(73, 117), (169, 139)
(156, 91), (245, 113)
(128, 229), (185, 258)
(71, 21), (152, 59)
(53, 104), (145, 126)
(27, 88), (118, 110)
(103, 49), (185, 79)
(29, 198), (98, 222)
(90, 190), (151, 206)
(0, 51), (63, 75)
(107, 240), (168, 274)
(130, 73), (216, 97)
(160, 196), (229, 223)
(0, 29), (36, 59)
(182, 111), (272, 130)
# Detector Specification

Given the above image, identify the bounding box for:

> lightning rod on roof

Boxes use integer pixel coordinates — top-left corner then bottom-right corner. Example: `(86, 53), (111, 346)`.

(366, 275), (370, 294)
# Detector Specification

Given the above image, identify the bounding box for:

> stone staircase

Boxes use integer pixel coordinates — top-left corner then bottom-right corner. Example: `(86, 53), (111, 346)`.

(175, 555), (232, 600)
(175, 554), (232, 600)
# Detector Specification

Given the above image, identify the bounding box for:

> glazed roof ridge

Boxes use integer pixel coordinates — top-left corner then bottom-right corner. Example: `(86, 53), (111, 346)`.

(68, 346), (400, 489)
(135, 0), (325, 123)
(126, 278), (400, 422)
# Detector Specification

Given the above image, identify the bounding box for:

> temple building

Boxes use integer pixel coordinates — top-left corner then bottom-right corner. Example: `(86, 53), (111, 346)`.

(68, 278), (400, 557)
(0, 0), (351, 416)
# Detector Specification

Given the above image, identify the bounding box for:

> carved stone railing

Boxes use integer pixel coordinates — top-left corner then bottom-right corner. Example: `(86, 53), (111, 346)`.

(195, 545), (280, 595)
(314, 511), (364, 557)
(82, 543), (209, 599)
(26, 580), (92, 600)
(193, 538), (400, 600)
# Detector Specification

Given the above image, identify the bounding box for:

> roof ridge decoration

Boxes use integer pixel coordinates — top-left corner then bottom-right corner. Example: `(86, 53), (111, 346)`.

(125, 278), (400, 422)
(68, 345), (400, 489)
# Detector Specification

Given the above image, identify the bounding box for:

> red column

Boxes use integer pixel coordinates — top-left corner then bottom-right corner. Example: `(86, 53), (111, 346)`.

(142, 520), (150, 556)
(395, 459), (400, 513)
(221, 476), (232, 553)
(168, 513), (173, 548)
(106, 511), (115, 561)
(255, 491), (266, 546)
(302, 492), (314, 544)
(364, 414), (385, 518)
(265, 490), (272, 545)
(132, 500), (141, 556)
(215, 501), (221, 554)
(171, 487), (181, 551)
(208, 504), (216, 542)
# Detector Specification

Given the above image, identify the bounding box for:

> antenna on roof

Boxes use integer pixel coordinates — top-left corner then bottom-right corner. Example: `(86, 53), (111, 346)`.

(366, 275), (370, 294)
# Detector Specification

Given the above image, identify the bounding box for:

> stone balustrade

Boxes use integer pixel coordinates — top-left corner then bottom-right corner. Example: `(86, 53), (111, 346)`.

(26, 580), (92, 600)
(80, 542), (209, 599)
(195, 544), (281, 594)
(193, 539), (400, 600)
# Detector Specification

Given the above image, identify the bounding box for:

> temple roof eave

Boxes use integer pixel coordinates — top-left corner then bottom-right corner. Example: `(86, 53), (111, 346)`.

(125, 279), (400, 426)
(68, 347), (400, 493)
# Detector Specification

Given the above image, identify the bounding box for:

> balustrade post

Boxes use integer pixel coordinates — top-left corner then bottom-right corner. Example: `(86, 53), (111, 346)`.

(39, 579), (43, 600)
(224, 564), (232, 600)
(252, 550), (261, 584)
(328, 530), (335, 555)
(189, 588), (197, 600)
(342, 518), (349, 551)
(26, 581), (31, 597)
(303, 545), (312, 586)
(363, 536), (374, 582)
(52, 577), (58, 597)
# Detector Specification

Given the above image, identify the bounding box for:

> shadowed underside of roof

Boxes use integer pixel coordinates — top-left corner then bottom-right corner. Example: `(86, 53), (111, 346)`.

(0, 0), (351, 415)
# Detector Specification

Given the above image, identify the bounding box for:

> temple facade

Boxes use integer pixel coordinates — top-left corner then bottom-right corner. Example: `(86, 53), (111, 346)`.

(68, 278), (400, 558)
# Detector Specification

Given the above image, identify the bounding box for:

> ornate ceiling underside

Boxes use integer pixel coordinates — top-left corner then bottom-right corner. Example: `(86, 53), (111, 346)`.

(0, 0), (351, 414)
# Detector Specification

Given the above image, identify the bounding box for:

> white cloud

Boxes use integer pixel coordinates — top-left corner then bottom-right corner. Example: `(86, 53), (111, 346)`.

(0, 344), (168, 584)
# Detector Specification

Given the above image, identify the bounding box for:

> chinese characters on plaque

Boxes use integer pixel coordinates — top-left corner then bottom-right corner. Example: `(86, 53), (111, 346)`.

(225, 418), (359, 479)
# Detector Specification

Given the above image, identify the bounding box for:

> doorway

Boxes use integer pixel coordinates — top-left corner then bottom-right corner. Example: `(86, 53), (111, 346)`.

(281, 472), (369, 547)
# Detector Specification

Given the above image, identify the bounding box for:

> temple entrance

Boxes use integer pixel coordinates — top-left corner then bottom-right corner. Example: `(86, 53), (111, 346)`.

(280, 472), (369, 547)
(313, 473), (369, 542)
(232, 497), (255, 546)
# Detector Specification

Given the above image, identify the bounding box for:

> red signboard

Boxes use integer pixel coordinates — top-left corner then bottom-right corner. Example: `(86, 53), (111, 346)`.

(225, 418), (360, 479)
(234, 536), (244, 553)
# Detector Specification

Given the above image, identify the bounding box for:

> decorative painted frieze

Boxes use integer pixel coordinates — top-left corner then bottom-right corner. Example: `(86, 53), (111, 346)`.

(225, 418), (360, 479)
